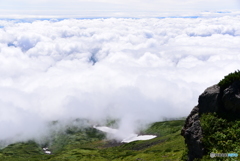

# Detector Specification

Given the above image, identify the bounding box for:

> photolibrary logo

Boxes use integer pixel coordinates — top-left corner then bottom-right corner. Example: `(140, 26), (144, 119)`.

(210, 153), (216, 158)
(210, 153), (238, 158)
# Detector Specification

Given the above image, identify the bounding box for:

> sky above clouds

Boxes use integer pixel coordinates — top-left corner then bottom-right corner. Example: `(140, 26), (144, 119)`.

(0, 0), (240, 18)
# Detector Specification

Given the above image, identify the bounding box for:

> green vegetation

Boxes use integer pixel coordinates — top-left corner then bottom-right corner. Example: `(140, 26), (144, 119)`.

(200, 113), (240, 160)
(0, 141), (51, 161)
(218, 70), (240, 90)
(0, 119), (186, 161)
(145, 119), (185, 137)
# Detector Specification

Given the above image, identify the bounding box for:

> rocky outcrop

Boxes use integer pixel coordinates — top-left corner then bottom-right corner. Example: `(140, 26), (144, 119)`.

(222, 80), (240, 114)
(198, 85), (220, 115)
(181, 106), (203, 161)
(181, 80), (240, 161)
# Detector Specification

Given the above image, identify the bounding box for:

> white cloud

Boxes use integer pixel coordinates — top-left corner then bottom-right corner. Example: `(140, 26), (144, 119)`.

(0, 15), (240, 146)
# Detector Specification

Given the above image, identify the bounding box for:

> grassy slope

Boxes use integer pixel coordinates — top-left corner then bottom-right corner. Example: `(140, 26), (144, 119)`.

(0, 119), (186, 161)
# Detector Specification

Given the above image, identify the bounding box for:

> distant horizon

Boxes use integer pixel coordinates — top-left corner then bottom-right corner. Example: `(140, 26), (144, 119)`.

(1, 0), (239, 19)
(0, 10), (239, 20)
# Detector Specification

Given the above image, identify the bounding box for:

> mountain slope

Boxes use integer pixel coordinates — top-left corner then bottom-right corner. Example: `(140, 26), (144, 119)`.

(0, 119), (186, 161)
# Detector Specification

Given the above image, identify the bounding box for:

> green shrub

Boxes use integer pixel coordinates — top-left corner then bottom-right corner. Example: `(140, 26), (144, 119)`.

(218, 70), (240, 90)
(200, 113), (240, 160)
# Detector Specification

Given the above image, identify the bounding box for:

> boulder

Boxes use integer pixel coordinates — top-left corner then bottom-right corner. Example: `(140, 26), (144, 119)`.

(198, 85), (220, 115)
(181, 85), (222, 160)
(222, 80), (240, 114)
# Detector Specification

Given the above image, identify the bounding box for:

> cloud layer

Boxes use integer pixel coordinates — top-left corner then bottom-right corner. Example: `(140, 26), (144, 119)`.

(0, 15), (240, 145)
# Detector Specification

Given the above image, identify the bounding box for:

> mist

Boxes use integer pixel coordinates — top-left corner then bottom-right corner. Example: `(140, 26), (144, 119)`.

(0, 15), (240, 146)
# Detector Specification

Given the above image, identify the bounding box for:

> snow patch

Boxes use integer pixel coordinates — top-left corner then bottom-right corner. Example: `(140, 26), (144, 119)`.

(93, 125), (157, 143)
(121, 135), (157, 143)
(43, 147), (51, 154)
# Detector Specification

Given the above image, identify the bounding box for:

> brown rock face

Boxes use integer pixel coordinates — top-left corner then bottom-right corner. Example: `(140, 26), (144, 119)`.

(181, 81), (240, 161)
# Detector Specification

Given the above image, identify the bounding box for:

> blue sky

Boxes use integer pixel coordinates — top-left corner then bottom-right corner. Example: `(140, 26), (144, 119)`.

(0, 0), (239, 18)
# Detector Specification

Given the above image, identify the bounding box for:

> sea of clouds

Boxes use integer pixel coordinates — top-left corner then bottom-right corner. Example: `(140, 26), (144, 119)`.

(0, 14), (240, 145)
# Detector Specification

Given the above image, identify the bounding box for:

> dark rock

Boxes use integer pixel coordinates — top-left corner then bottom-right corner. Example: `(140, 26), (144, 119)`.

(181, 85), (221, 161)
(181, 106), (204, 161)
(198, 85), (220, 115)
(222, 80), (240, 114)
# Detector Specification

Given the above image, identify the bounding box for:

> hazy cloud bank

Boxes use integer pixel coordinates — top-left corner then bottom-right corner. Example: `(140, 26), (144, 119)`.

(0, 15), (240, 145)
